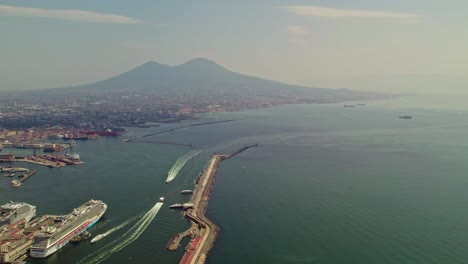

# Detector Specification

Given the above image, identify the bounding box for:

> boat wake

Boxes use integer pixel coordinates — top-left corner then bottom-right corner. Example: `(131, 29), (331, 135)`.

(78, 202), (163, 264)
(165, 150), (201, 183)
(90, 217), (138, 244)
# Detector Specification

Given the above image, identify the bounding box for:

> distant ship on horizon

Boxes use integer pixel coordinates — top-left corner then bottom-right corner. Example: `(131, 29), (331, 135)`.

(399, 116), (412, 119)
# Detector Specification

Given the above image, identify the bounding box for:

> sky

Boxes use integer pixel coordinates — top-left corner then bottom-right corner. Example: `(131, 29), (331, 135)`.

(1, 0), (467, 94)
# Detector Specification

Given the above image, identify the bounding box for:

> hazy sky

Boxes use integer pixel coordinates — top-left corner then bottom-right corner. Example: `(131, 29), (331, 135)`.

(1, 0), (467, 94)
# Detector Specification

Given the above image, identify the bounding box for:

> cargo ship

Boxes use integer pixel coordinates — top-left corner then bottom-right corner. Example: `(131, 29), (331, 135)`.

(30, 199), (107, 258)
(399, 115), (412, 119)
(0, 202), (36, 229)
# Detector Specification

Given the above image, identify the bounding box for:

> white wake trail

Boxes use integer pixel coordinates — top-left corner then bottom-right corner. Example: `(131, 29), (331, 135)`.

(165, 150), (201, 183)
(90, 217), (137, 243)
(78, 202), (163, 264)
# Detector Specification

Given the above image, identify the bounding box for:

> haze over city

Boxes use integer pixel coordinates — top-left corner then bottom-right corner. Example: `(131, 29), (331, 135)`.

(1, 0), (467, 94)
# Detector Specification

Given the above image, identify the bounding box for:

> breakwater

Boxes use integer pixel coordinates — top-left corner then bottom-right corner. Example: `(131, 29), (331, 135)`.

(166, 144), (257, 264)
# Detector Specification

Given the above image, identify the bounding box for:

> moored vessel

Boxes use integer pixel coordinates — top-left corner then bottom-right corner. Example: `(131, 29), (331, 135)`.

(0, 201), (36, 229)
(30, 199), (107, 258)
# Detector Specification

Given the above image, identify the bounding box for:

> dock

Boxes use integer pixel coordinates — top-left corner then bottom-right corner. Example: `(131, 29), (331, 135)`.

(166, 144), (257, 264)
(11, 170), (36, 187)
(0, 154), (83, 168)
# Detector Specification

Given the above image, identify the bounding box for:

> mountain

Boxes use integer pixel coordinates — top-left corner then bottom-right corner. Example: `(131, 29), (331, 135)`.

(49, 58), (384, 102)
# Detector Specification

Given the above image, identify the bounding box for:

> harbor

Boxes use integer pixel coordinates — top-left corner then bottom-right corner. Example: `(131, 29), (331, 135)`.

(0, 153), (83, 168)
(166, 144), (257, 264)
(11, 170), (36, 187)
(0, 142), (76, 152)
(0, 200), (106, 263)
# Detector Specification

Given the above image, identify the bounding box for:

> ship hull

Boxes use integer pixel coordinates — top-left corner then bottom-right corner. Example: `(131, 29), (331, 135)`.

(30, 201), (106, 258)
(0, 202), (36, 229)
(30, 212), (104, 258)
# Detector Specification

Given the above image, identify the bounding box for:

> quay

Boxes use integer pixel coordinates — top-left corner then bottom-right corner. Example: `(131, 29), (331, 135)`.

(0, 153), (83, 168)
(11, 170), (36, 187)
(166, 144), (257, 264)
(1, 142), (75, 152)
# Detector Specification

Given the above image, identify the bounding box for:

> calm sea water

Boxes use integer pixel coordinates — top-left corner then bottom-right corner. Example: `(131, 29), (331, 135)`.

(2, 94), (468, 263)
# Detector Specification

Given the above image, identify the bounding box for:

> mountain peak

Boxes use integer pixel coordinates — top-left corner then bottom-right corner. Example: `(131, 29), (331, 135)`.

(177, 58), (225, 71)
(139, 60), (169, 68)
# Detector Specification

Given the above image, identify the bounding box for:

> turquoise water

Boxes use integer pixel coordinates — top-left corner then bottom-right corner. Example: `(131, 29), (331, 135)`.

(3, 94), (468, 263)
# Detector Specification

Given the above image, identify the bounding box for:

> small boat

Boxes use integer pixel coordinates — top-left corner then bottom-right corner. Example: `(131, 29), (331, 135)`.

(179, 190), (193, 194)
(159, 197), (165, 202)
(90, 234), (104, 244)
(71, 231), (92, 243)
(169, 204), (183, 209)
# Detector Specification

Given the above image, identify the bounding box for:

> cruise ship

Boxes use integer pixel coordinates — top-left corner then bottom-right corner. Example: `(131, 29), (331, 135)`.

(0, 202), (36, 229)
(30, 200), (107, 258)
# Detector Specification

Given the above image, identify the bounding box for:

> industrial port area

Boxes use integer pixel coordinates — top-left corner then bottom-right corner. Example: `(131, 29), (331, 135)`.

(0, 200), (106, 264)
(0, 113), (258, 264)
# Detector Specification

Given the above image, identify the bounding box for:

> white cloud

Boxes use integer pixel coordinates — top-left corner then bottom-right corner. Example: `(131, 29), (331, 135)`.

(283, 5), (422, 19)
(0, 5), (142, 24)
(288, 25), (308, 36)
(288, 38), (308, 46)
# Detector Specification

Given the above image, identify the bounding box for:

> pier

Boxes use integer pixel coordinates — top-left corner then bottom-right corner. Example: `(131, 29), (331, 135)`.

(166, 144), (257, 264)
(11, 170), (36, 187)
(0, 154), (83, 168)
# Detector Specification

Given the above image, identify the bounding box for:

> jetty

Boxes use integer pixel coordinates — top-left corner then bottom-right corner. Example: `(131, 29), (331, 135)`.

(11, 170), (36, 187)
(166, 144), (257, 264)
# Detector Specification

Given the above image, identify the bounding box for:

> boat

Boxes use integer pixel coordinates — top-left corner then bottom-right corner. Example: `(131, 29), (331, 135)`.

(65, 153), (80, 160)
(169, 204), (183, 209)
(30, 199), (107, 258)
(0, 201), (36, 229)
(90, 233), (104, 244)
(179, 190), (193, 194)
(71, 231), (92, 243)
(399, 116), (412, 119)
(159, 197), (165, 202)
(344, 105), (356, 107)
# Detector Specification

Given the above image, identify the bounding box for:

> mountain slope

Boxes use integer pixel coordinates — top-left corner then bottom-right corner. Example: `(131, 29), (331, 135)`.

(51, 58), (383, 101)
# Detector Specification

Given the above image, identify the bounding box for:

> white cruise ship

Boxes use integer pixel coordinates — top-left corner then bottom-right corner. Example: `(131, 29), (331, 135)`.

(30, 199), (107, 258)
(0, 202), (36, 229)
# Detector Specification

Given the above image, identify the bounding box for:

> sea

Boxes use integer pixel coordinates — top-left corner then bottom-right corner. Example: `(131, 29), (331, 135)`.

(2, 93), (468, 264)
